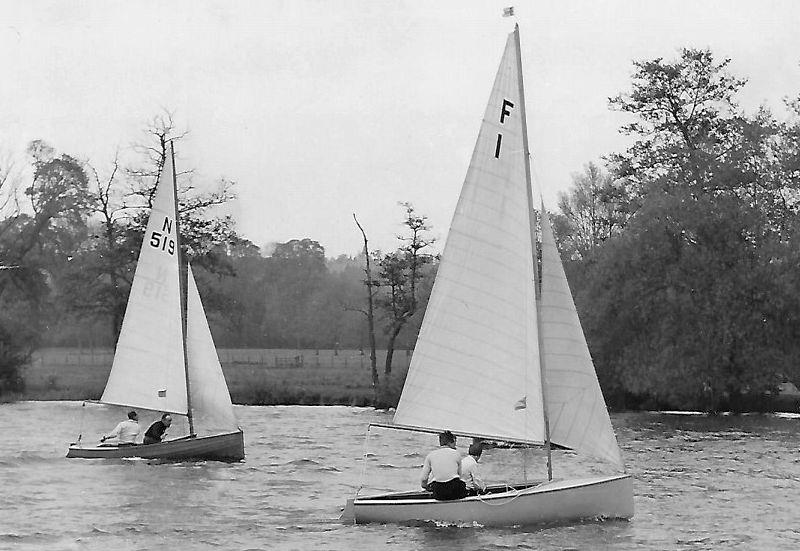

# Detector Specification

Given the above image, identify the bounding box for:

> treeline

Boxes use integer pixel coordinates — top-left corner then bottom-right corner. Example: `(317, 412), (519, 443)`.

(0, 113), (436, 397)
(552, 49), (800, 412)
(3, 49), (800, 412)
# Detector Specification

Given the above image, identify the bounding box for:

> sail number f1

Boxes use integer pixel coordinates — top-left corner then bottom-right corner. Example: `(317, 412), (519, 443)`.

(149, 217), (176, 256)
(495, 98), (515, 159)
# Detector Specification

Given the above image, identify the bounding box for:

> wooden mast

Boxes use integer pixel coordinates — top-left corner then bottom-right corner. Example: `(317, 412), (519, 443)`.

(514, 24), (552, 481)
(170, 141), (194, 436)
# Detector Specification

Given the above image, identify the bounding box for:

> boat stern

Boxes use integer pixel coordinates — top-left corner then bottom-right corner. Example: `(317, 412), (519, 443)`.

(341, 498), (356, 524)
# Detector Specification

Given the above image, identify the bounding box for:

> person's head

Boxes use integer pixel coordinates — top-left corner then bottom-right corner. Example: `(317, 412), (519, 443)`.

(439, 430), (456, 447)
(161, 414), (172, 426)
(468, 442), (483, 460)
(127, 411), (138, 421)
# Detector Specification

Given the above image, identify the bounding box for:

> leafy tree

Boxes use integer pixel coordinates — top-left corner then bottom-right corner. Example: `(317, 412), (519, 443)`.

(261, 238), (329, 348)
(553, 162), (631, 259)
(377, 203), (434, 376)
(609, 48), (748, 198)
(0, 142), (90, 393)
(571, 48), (800, 411)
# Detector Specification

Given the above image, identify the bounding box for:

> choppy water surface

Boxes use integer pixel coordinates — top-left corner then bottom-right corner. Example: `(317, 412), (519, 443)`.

(2, 403), (800, 550)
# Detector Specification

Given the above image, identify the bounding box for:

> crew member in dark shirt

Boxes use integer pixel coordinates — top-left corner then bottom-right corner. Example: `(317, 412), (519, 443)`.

(143, 413), (172, 445)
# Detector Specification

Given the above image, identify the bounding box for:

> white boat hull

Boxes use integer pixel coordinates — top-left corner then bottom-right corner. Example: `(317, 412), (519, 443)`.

(66, 430), (244, 461)
(344, 474), (632, 527)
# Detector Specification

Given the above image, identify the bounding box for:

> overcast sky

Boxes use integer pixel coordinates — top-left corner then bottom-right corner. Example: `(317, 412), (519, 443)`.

(3, 1), (799, 256)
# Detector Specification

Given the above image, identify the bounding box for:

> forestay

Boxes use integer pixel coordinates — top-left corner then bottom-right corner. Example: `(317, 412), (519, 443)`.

(393, 32), (545, 444)
(539, 205), (623, 467)
(100, 153), (187, 415)
(186, 265), (239, 436)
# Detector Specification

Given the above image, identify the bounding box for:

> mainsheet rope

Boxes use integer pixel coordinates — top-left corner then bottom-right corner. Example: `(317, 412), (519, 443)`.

(355, 423), (372, 498)
(76, 401), (86, 444)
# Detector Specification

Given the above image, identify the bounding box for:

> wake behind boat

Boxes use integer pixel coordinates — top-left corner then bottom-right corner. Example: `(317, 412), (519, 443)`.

(343, 24), (632, 526)
(67, 144), (244, 462)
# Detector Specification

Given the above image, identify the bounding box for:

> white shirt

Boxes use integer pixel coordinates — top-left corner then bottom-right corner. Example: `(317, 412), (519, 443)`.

(460, 455), (486, 491)
(421, 447), (462, 485)
(106, 419), (139, 444)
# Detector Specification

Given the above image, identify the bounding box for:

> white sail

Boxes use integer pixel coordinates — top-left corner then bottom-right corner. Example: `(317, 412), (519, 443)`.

(539, 206), (623, 467)
(393, 31), (545, 444)
(101, 154), (187, 414)
(185, 265), (239, 435)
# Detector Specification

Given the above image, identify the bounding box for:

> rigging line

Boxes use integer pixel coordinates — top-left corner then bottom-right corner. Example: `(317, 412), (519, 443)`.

(512, 23), (548, 482)
(76, 400), (86, 444)
(171, 141), (194, 436)
(475, 487), (528, 507)
(356, 424), (372, 499)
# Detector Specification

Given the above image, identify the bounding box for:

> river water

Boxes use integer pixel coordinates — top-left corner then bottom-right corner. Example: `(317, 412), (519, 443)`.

(2, 402), (799, 550)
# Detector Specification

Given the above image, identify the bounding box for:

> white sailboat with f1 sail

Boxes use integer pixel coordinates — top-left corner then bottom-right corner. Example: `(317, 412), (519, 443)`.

(67, 144), (244, 461)
(342, 24), (632, 526)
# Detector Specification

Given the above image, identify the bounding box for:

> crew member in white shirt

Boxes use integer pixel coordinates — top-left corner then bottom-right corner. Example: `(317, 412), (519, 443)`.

(100, 410), (140, 446)
(420, 430), (467, 500)
(461, 441), (487, 495)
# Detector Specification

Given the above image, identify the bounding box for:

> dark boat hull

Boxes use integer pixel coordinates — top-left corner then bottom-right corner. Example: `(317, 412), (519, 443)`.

(66, 430), (244, 461)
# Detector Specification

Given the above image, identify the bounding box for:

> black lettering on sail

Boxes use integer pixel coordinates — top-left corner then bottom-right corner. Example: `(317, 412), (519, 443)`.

(162, 217), (173, 234)
(495, 134), (503, 158)
(500, 99), (514, 123)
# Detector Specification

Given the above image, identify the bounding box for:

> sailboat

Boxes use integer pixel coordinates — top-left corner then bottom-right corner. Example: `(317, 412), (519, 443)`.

(342, 25), (632, 526)
(67, 144), (244, 461)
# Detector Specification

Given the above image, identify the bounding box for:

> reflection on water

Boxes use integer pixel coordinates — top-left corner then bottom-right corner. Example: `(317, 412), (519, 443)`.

(1, 403), (800, 550)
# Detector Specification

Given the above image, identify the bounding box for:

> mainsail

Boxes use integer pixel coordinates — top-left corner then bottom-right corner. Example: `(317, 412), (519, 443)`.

(186, 264), (239, 436)
(393, 30), (545, 444)
(101, 153), (187, 415)
(539, 206), (623, 467)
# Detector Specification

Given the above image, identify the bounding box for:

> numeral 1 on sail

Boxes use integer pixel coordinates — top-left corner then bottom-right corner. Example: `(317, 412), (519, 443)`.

(495, 98), (515, 158)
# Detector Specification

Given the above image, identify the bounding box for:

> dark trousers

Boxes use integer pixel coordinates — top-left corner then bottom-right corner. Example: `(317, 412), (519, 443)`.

(429, 478), (468, 501)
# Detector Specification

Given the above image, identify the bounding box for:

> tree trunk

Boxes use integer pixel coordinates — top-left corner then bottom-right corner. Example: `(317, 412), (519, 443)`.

(353, 214), (379, 396)
(384, 321), (405, 377)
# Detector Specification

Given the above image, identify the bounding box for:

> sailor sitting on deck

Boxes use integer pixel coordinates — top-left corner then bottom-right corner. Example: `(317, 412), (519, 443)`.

(420, 431), (468, 500)
(460, 441), (487, 495)
(143, 414), (172, 445)
(100, 410), (139, 446)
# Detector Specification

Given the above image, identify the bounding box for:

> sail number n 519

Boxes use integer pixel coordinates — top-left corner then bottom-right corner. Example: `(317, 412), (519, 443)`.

(149, 217), (176, 256)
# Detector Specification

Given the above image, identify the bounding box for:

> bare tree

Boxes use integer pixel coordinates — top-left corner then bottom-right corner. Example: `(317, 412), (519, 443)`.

(352, 213), (379, 395)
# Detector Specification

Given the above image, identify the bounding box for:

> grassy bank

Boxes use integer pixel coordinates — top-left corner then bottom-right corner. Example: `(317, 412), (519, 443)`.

(19, 348), (410, 407)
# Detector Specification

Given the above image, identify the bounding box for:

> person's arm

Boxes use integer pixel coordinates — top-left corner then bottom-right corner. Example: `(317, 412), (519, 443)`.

(420, 455), (432, 490)
(101, 422), (122, 442)
(473, 467), (486, 492)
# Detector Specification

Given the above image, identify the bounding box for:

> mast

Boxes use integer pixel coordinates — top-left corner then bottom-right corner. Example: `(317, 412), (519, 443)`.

(171, 141), (195, 436)
(514, 24), (552, 480)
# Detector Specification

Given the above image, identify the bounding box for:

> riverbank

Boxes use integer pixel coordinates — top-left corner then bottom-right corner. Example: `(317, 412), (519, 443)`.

(13, 348), (800, 412)
(17, 347), (410, 407)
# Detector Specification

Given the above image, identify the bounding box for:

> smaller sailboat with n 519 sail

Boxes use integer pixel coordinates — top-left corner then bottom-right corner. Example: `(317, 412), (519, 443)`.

(342, 24), (632, 526)
(67, 144), (244, 461)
